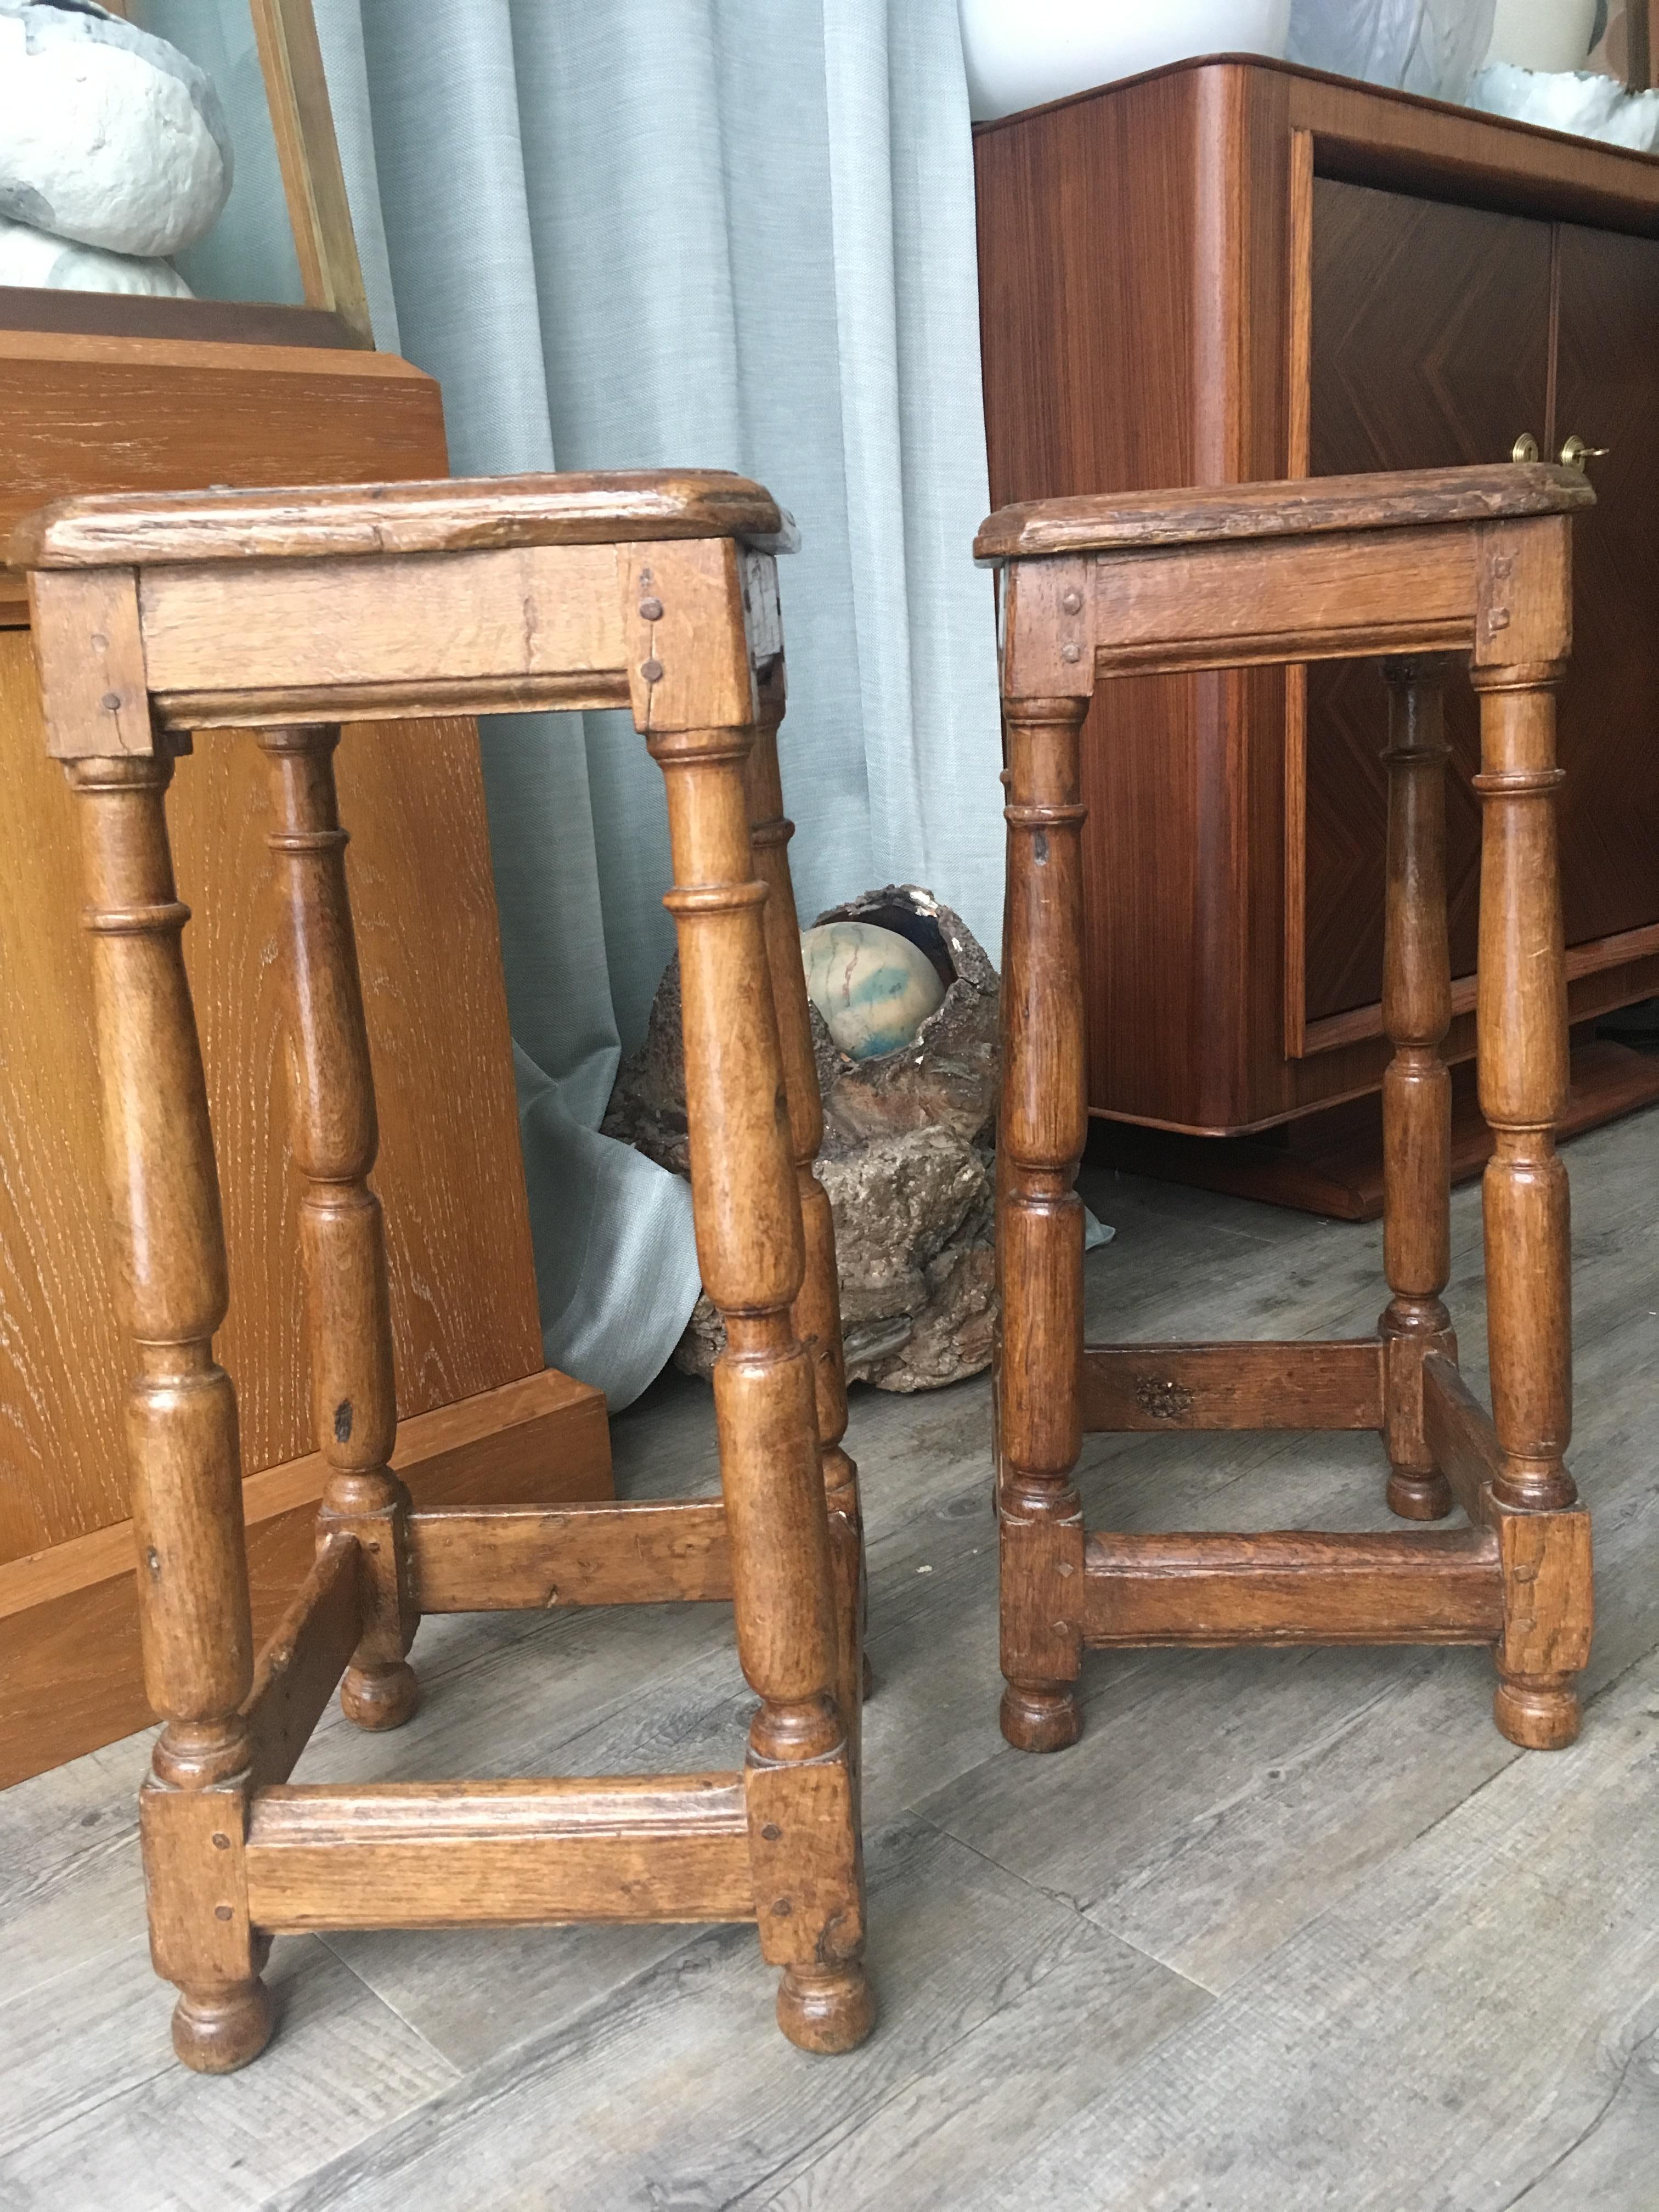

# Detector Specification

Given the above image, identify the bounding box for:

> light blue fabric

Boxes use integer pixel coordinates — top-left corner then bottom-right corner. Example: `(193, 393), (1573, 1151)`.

(166, 1), (1005, 1406)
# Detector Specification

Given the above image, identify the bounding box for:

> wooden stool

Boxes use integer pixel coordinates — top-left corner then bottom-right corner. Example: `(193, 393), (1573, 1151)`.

(978, 463), (1596, 1757)
(14, 470), (872, 2067)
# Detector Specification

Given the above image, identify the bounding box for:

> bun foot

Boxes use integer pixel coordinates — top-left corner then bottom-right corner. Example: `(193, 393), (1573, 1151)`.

(172, 1978), (273, 2073)
(1000, 1680), (1081, 1753)
(341, 1659), (420, 1731)
(776, 1963), (875, 2053)
(1494, 1671), (1581, 1750)
(1386, 1465), (1453, 1521)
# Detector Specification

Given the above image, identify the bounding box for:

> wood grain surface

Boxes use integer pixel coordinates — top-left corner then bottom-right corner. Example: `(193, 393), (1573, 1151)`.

(992, 475), (1589, 1744)
(6, 1106), (1658, 2205)
(974, 55), (1659, 1147)
(0, 332), (444, 611)
(0, 628), (543, 1562)
(0, 1369), (613, 1790)
(15, 469), (791, 569)
(975, 461), (1588, 559)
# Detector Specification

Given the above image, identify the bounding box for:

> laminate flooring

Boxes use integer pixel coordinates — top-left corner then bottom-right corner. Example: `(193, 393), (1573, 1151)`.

(4, 1113), (1657, 2211)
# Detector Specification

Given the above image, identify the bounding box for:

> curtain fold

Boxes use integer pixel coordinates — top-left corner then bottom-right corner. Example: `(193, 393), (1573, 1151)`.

(285, 0), (1006, 1405)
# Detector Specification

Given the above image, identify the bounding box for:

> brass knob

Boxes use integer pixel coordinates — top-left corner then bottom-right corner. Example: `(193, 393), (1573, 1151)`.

(1560, 433), (1610, 469)
(1511, 432), (1539, 462)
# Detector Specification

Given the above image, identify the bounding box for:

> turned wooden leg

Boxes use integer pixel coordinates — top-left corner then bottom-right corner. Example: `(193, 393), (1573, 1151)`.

(998, 697), (1090, 1753)
(1378, 658), (1457, 1521)
(262, 727), (417, 1731)
(1470, 660), (1588, 1747)
(69, 754), (271, 2073)
(647, 707), (872, 2054)
(743, 665), (867, 1745)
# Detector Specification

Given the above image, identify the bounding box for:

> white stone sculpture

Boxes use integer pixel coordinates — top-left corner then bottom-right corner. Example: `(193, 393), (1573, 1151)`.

(1468, 58), (1659, 144)
(800, 920), (948, 1063)
(958, 0), (1291, 122)
(0, 0), (232, 262)
(1287, 0), (1498, 103)
(0, 209), (191, 293)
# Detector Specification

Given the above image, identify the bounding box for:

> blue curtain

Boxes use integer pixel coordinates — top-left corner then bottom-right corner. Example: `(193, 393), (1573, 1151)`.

(191, 0), (1005, 1404)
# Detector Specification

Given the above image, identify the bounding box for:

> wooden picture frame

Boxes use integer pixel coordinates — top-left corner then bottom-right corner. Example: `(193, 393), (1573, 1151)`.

(12, 0), (373, 349)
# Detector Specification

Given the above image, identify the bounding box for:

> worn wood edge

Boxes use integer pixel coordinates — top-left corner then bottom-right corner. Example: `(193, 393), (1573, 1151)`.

(1080, 1339), (1385, 1431)
(151, 672), (634, 731)
(409, 1500), (731, 1612)
(243, 1775), (755, 1931)
(12, 470), (792, 570)
(241, 1535), (362, 1791)
(1421, 1351), (1500, 1527)
(1093, 617), (1472, 681)
(1080, 1527), (1504, 1645)
(977, 462), (1591, 562)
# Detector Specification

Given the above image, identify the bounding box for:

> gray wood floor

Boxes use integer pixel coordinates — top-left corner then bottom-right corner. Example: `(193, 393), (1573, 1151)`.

(5, 1111), (1658, 2211)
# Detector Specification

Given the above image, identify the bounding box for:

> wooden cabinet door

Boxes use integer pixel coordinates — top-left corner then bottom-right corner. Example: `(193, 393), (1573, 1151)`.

(1553, 222), (1659, 952)
(1302, 177), (1553, 1025)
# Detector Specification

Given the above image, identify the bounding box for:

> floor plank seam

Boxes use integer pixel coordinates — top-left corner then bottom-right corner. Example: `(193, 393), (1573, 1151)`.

(1496, 2032), (1654, 2210)
(247, 1923), (740, 2212)
(908, 1812), (1218, 2003)
(308, 1935), (466, 2085)
(2, 2042), (179, 2168)
(3, 1919), (146, 2018)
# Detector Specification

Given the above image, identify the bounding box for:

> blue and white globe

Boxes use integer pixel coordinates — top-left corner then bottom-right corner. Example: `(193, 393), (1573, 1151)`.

(801, 921), (947, 1062)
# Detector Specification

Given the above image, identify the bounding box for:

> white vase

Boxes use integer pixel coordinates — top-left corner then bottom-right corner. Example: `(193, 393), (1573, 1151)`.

(960, 0), (1293, 123)
(1482, 0), (1598, 71)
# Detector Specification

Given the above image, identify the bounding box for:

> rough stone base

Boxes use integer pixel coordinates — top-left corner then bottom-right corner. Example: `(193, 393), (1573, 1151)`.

(675, 1126), (996, 1393)
(605, 884), (1001, 1393)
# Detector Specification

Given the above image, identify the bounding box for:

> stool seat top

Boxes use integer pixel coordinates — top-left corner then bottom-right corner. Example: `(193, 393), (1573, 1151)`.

(12, 467), (798, 571)
(975, 461), (1592, 564)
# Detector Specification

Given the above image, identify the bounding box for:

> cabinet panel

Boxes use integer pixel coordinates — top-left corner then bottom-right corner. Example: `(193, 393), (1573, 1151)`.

(1304, 178), (1553, 1022)
(1553, 223), (1659, 949)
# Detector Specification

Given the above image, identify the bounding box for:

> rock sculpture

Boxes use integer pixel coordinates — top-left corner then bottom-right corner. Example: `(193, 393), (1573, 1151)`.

(801, 917), (947, 1062)
(0, 0), (232, 296)
(606, 884), (1002, 1393)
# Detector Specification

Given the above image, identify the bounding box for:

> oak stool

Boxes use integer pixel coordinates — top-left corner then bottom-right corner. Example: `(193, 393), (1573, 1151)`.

(15, 470), (872, 2068)
(978, 462), (1596, 1756)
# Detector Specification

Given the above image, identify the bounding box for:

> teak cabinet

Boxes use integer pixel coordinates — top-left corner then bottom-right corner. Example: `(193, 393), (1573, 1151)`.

(974, 56), (1659, 1157)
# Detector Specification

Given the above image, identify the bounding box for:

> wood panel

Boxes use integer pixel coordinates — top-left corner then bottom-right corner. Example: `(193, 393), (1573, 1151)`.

(1080, 1339), (1383, 1431)
(1552, 222), (1659, 949)
(1304, 177), (1552, 1022)
(0, 330), (444, 611)
(1079, 1529), (1504, 1647)
(0, 629), (546, 1559)
(975, 56), (1659, 1144)
(243, 1778), (755, 1932)
(0, 1366), (612, 1790)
